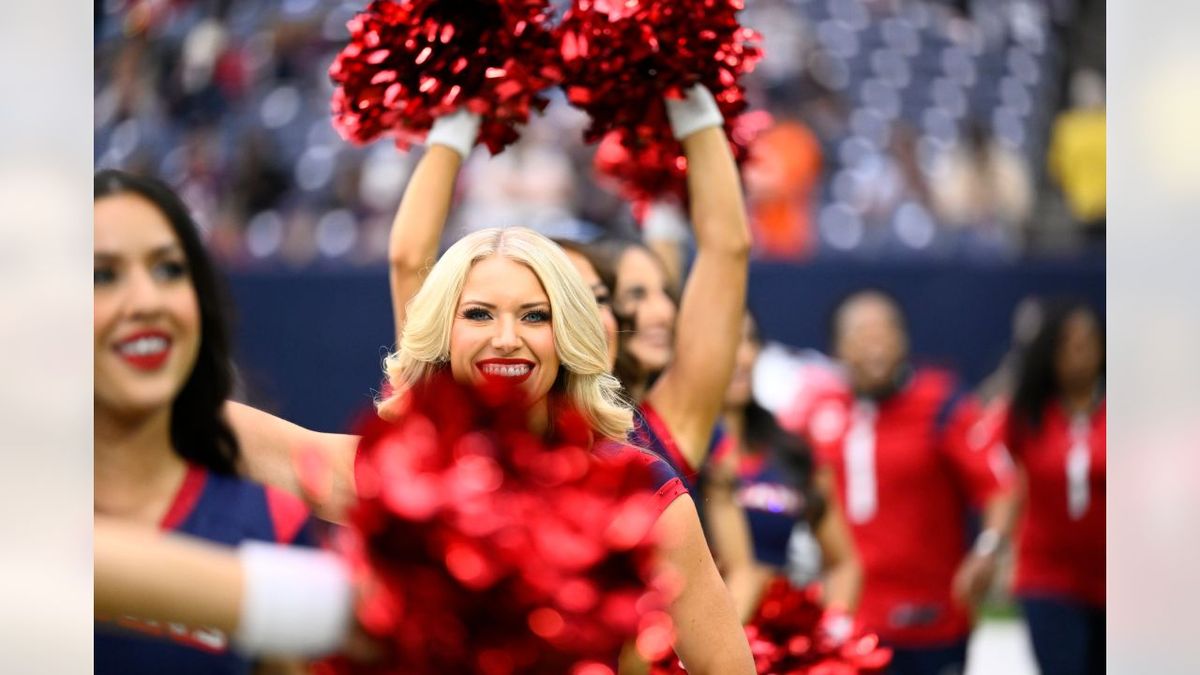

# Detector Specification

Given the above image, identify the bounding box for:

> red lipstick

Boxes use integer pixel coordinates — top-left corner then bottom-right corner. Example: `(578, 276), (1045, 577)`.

(475, 358), (535, 384)
(114, 330), (173, 371)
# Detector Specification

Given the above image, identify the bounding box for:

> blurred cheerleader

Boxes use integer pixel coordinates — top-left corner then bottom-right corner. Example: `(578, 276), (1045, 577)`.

(93, 170), (319, 674)
(1005, 300), (1106, 675)
(704, 312), (862, 632)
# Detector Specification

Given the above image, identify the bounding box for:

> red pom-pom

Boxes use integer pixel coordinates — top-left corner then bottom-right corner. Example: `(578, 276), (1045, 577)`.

(329, 0), (562, 154)
(556, 0), (763, 145)
(649, 577), (892, 675)
(593, 109), (773, 222)
(322, 374), (671, 674)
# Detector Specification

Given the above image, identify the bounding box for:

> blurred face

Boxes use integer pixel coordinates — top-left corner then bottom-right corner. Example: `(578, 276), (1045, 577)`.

(1055, 310), (1103, 393)
(614, 247), (676, 374)
(834, 295), (908, 396)
(724, 314), (761, 408)
(94, 194), (201, 420)
(564, 249), (618, 371)
(449, 256), (560, 408)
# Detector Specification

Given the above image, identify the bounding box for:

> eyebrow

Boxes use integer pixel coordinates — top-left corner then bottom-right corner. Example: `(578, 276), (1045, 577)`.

(459, 300), (550, 310)
(94, 243), (185, 260)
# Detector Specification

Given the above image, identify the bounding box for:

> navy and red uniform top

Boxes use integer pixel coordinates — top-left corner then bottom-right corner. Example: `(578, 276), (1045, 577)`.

(1006, 398), (1106, 607)
(95, 464), (317, 675)
(595, 438), (689, 517)
(631, 402), (701, 494)
(711, 435), (810, 569)
(788, 368), (1013, 647)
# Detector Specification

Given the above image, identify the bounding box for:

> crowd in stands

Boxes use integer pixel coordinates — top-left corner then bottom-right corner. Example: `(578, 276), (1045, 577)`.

(95, 0), (1105, 269)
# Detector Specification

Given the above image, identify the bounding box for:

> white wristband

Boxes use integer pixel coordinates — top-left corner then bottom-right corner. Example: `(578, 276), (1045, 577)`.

(642, 200), (691, 243)
(972, 528), (1004, 558)
(663, 84), (724, 140)
(233, 541), (354, 657)
(425, 109), (482, 159)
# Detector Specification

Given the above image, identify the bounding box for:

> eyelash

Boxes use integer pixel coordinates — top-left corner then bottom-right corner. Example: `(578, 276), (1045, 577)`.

(155, 260), (189, 281)
(460, 308), (551, 323)
(93, 260), (189, 287)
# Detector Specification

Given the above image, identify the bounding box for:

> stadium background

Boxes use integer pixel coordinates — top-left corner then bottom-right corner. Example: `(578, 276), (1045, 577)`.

(94, 0), (1104, 671)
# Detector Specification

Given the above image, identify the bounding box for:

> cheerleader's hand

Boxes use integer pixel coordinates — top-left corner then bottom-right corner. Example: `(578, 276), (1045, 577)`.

(425, 109), (483, 160)
(816, 604), (855, 649)
(663, 84), (724, 140)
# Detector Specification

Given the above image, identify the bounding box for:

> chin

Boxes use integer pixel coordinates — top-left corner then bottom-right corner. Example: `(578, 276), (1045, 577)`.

(632, 347), (671, 374)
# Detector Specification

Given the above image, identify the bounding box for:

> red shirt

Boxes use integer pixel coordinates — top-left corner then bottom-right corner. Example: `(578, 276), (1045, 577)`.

(1007, 399), (1106, 607)
(786, 368), (1013, 646)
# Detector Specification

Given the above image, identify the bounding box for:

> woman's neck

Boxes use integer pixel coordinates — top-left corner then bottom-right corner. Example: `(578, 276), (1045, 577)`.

(94, 406), (188, 525)
(626, 377), (649, 405)
(1061, 380), (1100, 416)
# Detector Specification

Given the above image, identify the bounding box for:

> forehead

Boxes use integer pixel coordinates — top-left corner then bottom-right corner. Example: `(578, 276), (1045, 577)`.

(1061, 311), (1100, 339)
(460, 255), (549, 303)
(616, 246), (664, 287)
(95, 193), (179, 252)
(838, 296), (902, 337)
(563, 249), (600, 286)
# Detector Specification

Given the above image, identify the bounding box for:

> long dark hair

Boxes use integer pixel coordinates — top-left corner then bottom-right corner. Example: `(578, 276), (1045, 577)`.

(95, 169), (241, 475)
(1008, 298), (1104, 440)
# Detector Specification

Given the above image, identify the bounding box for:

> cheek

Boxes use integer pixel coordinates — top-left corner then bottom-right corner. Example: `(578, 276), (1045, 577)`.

(448, 324), (477, 379)
(602, 309), (618, 340)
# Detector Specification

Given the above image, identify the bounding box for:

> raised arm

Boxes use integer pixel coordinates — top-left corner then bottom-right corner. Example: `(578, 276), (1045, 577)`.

(654, 495), (756, 674)
(648, 87), (752, 468)
(388, 111), (480, 343)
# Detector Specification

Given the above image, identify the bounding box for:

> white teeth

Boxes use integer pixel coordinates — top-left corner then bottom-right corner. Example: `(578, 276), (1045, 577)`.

(482, 364), (531, 377)
(118, 336), (168, 356)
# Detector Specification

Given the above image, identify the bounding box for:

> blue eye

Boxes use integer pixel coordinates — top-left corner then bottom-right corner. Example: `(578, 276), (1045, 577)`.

(462, 307), (492, 321)
(94, 266), (117, 286)
(523, 309), (551, 323)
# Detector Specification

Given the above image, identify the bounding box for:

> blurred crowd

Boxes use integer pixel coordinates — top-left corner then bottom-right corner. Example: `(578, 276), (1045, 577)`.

(94, 0), (1104, 269)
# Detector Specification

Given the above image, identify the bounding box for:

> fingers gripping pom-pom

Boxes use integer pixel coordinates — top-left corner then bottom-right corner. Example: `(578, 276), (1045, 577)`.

(593, 110), (773, 224)
(330, 0), (562, 154)
(321, 374), (674, 674)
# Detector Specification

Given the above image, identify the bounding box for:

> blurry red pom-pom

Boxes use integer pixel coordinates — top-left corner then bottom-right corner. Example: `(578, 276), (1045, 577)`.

(650, 578), (892, 675)
(556, 0), (763, 145)
(322, 373), (671, 674)
(329, 0), (562, 154)
(593, 109), (773, 223)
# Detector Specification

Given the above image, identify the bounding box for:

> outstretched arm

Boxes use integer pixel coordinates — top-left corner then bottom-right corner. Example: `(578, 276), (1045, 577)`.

(388, 111), (480, 343)
(95, 517), (352, 658)
(647, 87), (752, 470)
(226, 401), (359, 523)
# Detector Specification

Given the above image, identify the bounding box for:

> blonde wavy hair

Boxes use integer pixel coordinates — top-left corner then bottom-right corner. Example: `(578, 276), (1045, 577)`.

(381, 227), (633, 442)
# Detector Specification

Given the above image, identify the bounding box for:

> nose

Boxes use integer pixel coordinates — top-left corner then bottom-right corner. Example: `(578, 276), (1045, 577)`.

(490, 315), (521, 353)
(124, 266), (166, 318)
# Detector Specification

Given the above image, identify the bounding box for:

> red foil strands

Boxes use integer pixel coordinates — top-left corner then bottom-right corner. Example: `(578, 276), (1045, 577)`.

(319, 373), (672, 675)
(556, 0), (763, 146)
(329, 0), (562, 154)
(650, 578), (892, 675)
(593, 109), (773, 223)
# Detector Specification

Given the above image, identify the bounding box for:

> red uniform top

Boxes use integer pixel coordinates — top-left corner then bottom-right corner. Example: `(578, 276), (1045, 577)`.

(1007, 399), (1106, 607)
(785, 368), (1013, 646)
